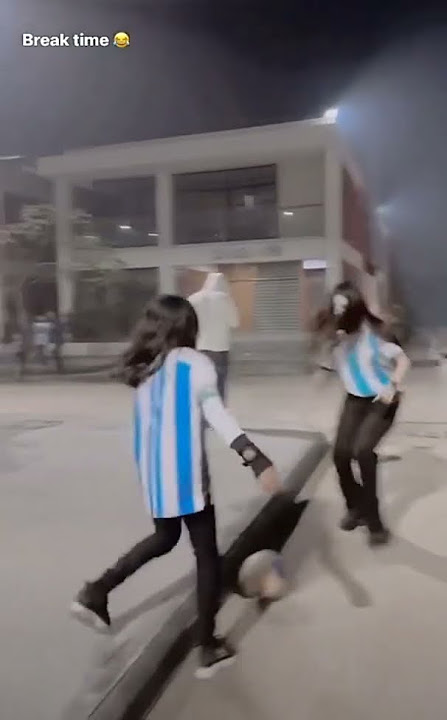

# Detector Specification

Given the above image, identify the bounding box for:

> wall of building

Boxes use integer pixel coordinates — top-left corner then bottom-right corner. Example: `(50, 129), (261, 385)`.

(342, 166), (373, 270)
(277, 152), (325, 237)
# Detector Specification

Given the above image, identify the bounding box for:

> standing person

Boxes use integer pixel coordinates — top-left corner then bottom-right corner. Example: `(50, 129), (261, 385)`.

(32, 315), (51, 365)
(188, 272), (239, 402)
(47, 311), (64, 373)
(315, 281), (411, 545)
(15, 321), (31, 380)
(71, 295), (280, 678)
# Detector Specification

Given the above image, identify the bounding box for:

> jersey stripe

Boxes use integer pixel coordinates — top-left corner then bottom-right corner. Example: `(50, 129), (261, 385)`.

(175, 361), (195, 515)
(151, 367), (165, 517)
(160, 362), (179, 517)
(134, 398), (142, 479)
(346, 345), (374, 396)
(140, 383), (152, 513)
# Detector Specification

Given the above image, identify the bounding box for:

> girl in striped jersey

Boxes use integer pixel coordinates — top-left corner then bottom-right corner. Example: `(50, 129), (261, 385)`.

(71, 295), (281, 678)
(315, 282), (411, 546)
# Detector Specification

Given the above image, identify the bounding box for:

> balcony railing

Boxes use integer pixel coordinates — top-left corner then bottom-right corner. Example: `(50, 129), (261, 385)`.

(174, 203), (324, 244)
(80, 217), (159, 248)
(76, 203), (324, 250)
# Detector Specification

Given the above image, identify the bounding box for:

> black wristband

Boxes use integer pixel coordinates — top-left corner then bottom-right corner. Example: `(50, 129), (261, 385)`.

(230, 434), (273, 478)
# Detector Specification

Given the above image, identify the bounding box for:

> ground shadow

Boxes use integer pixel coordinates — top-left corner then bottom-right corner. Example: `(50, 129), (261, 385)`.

(227, 496), (372, 645)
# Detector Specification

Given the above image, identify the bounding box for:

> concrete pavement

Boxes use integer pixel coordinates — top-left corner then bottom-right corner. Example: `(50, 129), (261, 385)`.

(150, 446), (447, 720)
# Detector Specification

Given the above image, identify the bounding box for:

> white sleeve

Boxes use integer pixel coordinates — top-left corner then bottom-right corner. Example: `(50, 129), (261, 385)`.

(191, 352), (243, 446)
(188, 292), (201, 310)
(379, 338), (403, 361)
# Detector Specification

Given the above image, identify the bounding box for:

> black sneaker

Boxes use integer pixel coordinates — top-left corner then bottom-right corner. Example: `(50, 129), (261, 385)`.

(340, 510), (366, 532)
(70, 582), (111, 631)
(368, 527), (392, 547)
(195, 636), (236, 679)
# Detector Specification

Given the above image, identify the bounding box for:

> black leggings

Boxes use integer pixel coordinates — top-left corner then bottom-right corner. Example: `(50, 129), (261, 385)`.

(333, 394), (399, 529)
(96, 504), (220, 647)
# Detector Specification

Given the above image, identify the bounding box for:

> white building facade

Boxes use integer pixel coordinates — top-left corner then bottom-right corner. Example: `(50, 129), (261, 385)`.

(35, 118), (378, 351)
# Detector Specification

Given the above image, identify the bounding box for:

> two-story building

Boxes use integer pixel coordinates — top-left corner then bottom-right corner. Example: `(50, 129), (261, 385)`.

(34, 116), (381, 368)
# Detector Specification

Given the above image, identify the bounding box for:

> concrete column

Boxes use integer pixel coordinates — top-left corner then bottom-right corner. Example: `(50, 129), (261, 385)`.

(324, 147), (343, 290)
(156, 172), (175, 293)
(54, 178), (75, 317)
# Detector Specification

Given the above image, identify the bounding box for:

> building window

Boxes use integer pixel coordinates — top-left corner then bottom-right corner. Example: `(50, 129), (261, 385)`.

(174, 165), (278, 244)
(74, 178), (157, 248)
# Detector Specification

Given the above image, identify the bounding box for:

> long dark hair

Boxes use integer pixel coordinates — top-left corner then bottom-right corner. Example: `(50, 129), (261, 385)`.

(119, 295), (199, 388)
(314, 281), (383, 337)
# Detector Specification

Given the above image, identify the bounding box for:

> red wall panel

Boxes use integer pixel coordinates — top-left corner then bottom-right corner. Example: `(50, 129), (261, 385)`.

(342, 168), (372, 267)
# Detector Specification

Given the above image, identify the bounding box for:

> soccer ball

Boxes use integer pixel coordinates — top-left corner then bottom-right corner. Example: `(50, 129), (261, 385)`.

(238, 550), (286, 601)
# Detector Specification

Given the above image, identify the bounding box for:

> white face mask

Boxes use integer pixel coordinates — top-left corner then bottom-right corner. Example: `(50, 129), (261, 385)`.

(332, 294), (349, 317)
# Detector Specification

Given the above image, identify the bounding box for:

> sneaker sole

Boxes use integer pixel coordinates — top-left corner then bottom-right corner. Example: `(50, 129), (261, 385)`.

(195, 656), (236, 680)
(70, 601), (111, 633)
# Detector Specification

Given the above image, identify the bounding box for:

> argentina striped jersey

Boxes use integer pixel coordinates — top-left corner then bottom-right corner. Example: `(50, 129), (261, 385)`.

(334, 322), (402, 397)
(133, 347), (243, 519)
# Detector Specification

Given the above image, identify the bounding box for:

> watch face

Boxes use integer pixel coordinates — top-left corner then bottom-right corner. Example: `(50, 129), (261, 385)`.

(242, 447), (257, 462)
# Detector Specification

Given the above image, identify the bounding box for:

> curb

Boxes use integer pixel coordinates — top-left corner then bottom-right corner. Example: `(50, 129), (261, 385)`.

(87, 430), (329, 720)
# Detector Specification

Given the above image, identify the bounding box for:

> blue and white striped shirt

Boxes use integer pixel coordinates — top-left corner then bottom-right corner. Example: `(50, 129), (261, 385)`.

(334, 322), (402, 397)
(134, 348), (243, 519)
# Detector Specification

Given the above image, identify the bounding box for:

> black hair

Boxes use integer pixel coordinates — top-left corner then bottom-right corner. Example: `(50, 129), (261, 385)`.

(313, 280), (392, 338)
(119, 294), (198, 388)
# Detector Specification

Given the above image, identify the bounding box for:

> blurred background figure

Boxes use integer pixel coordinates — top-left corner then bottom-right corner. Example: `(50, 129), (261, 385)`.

(188, 272), (239, 402)
(32, 314), (51, 365)
(15, 321), (31, 380)
(47, 311), (65, 374)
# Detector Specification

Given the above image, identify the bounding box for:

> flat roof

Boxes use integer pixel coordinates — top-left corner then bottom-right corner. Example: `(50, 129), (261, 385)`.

(37, 117), (337, 180)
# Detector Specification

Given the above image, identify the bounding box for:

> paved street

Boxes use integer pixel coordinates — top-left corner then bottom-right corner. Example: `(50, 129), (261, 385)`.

(151, 447), (447, 720)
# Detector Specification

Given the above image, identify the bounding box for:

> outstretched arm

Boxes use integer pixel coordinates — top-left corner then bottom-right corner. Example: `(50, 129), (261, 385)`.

(193, 354), (279, 488)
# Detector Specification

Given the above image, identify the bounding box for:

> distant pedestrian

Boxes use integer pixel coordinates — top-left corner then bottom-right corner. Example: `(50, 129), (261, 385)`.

(32, 315), (51, 365)
(188, 272), (239, 403)
(47, 311), (64, 373)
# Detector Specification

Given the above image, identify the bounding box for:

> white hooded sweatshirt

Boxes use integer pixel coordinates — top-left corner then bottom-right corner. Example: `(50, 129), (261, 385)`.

(188, 272), (239, 352)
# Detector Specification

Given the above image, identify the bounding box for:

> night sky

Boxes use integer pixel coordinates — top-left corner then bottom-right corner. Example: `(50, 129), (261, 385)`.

(0, 0), (442, 156)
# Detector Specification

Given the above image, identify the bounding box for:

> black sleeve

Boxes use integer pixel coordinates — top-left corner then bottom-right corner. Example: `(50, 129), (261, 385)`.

(230, 434), (273, 478)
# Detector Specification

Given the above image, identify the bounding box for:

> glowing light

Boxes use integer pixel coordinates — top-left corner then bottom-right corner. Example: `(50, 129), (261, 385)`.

(283, 210), (294, 217)
(119, 224), (132, 230)
(323, 107), (339, 123)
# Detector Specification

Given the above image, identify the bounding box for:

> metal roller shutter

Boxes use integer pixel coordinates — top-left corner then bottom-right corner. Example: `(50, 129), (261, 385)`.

(253, 262), (300, 333)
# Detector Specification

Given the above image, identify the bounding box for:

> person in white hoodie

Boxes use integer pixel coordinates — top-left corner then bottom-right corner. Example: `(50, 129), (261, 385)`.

(188, 272), (239, 401)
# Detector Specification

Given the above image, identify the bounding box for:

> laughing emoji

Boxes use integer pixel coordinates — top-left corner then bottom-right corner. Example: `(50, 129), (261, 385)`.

(113, 32), (130, 48)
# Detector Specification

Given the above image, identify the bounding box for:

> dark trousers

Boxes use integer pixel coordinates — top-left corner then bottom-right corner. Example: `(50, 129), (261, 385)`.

(96, 504), (220, 647)
(333, 394), (399, 529)
(202, 351), (229, 402)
